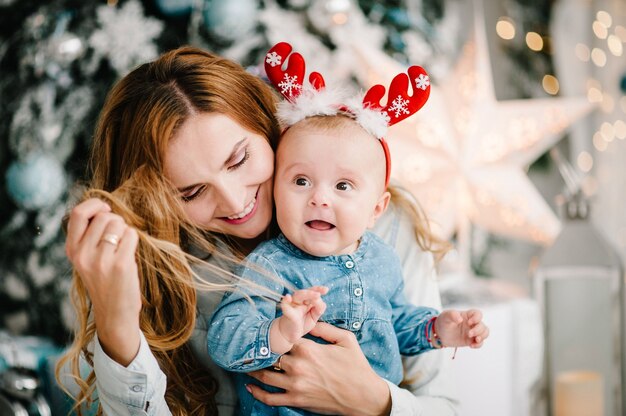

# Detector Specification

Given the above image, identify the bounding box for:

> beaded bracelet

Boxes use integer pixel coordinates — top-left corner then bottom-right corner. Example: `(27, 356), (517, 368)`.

(425, 315), (458, 359)
(425, 315), (444, 349)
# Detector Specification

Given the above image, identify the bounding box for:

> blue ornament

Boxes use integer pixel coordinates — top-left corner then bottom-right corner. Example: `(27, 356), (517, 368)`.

(387, 8), (411, 30)
(5, 153), (66, 210)
(155, 0), (194, 17)
(620, 73), (626, 94)
(203, 0), (259, 42)
(388, 30), (406, 53)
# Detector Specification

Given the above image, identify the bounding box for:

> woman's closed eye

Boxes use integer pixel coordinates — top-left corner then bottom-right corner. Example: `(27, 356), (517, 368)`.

(181, 185), (206, 202)
(227, 148), (250, 171)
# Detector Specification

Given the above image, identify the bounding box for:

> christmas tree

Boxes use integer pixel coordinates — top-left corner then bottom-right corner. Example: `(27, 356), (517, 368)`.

(0, 0), (556, 343)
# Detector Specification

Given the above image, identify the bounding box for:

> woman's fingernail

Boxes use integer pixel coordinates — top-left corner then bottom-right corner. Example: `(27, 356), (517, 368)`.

(245, 384), (252, 394)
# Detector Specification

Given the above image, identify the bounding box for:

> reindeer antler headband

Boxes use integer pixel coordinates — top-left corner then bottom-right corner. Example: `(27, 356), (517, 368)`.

(264, 42), (431, 187)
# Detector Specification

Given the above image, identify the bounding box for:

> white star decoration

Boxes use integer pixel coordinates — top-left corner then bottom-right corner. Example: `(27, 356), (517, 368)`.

(352, 9), (593, 247)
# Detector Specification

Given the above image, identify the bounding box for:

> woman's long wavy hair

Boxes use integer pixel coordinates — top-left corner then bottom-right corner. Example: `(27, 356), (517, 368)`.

(56, 46), (280, 416)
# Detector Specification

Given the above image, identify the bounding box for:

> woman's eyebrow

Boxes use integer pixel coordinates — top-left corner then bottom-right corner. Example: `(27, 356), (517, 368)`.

(176, 138), (248, 193)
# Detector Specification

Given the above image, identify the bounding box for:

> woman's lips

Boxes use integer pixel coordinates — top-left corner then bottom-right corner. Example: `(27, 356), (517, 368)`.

(221, 191), (260, 225)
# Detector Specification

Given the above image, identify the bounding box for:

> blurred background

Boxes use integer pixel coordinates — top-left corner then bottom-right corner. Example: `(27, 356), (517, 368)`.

(0, 0), (624, 414)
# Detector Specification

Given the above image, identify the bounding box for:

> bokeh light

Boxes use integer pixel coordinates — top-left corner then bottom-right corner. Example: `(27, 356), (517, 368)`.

(577, 151), (594, 172)
(542, 75), (559, 95)
(526, 32), (543, 51)
(496, 18), (515, 40)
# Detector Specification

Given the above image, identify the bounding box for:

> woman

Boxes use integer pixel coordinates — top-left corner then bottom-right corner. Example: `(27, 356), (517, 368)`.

(59, 46), (458, 415)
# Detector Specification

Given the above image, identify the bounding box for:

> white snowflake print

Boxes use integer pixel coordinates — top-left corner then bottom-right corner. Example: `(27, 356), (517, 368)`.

(266, 52), (282, 67)
(388, 95), (410, 118)
(278, 73), (302, 98)
(86, 0), (163, 76)
(415, 73), (430, 90)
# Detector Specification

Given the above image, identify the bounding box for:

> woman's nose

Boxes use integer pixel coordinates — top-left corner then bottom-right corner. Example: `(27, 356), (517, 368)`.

(214, 183), (246, 216)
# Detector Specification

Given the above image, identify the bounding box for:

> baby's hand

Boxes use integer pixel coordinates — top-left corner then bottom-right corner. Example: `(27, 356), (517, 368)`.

(274, 286), (329, 349)
(435, 309), (489, 348)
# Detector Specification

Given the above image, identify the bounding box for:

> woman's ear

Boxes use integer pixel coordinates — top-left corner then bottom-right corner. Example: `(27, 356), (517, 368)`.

(368, 191), (391, 228)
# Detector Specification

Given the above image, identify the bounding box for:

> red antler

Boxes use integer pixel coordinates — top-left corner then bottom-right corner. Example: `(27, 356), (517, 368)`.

(264, 42), (325, 101)
(362, 66), (430, 126)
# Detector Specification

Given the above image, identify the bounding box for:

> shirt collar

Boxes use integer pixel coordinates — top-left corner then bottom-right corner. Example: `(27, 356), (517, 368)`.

(276, 232), (371, 263)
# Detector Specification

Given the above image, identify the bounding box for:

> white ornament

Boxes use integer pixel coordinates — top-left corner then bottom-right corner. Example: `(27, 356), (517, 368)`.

(26, 251), (56, 288)
(87, 0), (163, 76)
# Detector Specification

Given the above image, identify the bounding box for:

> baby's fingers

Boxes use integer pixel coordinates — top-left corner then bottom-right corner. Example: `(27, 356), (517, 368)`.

(290, 289), (322, 306)
(440, 309), (463, 325)
(468, 322), (489, 338)
(280, 294), (295, 313)
(308, 304), (326, 324)
(466, 309), (483, 326)
(309, 285), (329, 295)
(309, 297), (327, 320)
(469, 325), (490, 348)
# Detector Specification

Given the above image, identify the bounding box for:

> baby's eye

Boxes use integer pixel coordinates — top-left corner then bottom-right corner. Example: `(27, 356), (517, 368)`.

(336, 181), (353, 191)
(295, 177), (311, 187)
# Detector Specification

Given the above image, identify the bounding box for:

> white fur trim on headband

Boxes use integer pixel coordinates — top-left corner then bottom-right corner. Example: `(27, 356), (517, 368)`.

(277, 85), (344, 128)
(343, 96), (390, 139)
(277, 87), (390, 139)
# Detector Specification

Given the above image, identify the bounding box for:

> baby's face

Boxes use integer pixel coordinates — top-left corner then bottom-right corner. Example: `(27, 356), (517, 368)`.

(274, 123), (389, 257)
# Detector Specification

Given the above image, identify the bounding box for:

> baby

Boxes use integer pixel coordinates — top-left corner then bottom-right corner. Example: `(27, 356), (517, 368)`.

(208, 42), (488, 416)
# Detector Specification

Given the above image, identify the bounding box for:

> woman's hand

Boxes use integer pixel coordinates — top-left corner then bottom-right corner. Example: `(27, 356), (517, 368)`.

(247, 322), (391, 415)
(66, 198), (141, 366)
(435, 309), (489, 348)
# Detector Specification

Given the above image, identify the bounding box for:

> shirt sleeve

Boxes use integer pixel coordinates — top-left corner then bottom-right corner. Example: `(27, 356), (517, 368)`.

(386, 247), (438, 355)
(207, 253), (283, 372)
(374, 204), (460, 416)
(93, 331), (171, 416)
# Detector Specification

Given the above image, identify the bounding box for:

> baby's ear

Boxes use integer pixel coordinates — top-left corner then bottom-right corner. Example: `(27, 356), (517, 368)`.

(368, 191), (391, 228)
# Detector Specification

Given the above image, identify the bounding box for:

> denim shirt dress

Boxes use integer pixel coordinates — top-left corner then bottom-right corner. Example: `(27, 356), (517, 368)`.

(208, 231), (438, 415)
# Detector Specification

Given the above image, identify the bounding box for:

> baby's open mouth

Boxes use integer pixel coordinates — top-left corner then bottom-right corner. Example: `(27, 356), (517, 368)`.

(306, 220), (335, 231)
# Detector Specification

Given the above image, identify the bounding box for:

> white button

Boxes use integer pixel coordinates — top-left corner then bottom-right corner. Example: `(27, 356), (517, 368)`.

(131, 385), (143, 392)
(259, 346), (269, 356)
(354, 288), (363, 296)
(352, 321), (361, 329)
(345, 260), (354, 269)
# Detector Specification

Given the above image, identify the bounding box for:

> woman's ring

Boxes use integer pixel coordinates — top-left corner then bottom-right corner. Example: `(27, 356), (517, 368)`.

(272, 355), (283, 372)
(101, 233), (120, 247)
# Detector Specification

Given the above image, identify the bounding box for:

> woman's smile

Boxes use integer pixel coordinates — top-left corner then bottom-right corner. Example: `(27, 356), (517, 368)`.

(222, 190), (259, 224)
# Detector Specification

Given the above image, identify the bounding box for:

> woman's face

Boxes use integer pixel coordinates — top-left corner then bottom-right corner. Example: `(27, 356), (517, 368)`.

(164, 113), (275, 239)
